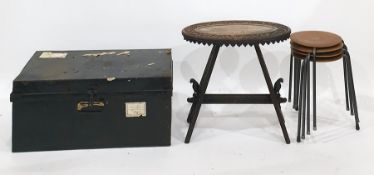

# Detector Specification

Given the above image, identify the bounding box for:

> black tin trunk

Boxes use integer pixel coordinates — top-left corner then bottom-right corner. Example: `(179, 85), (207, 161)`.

(10, 49), (173, 152)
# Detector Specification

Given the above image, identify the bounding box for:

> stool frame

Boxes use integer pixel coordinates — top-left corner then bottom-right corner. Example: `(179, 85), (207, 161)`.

(288, 44), (360, 142)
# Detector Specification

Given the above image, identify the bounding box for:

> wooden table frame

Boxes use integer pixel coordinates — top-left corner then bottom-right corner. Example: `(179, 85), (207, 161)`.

(185, 44), (291, 144)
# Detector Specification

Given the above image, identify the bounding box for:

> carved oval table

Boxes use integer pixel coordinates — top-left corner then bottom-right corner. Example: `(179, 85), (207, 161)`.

(182, 20), (291, 144)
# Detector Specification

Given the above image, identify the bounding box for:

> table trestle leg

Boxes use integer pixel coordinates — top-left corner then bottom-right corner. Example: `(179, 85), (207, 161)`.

(185, 45), (221, 143)
(255, 45), (290, 144)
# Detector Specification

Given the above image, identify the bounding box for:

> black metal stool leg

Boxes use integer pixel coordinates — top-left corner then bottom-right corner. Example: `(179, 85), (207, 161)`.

(306, 55), (311, 135)
(288, 54), (293, 102)
(254, 45), (290, 144)
(344, 55), (354, 116)
(344, 53), (355, 115)
(185, 45), (221, 143)
(301, 55), (310, 139)
(297, 58), (307, 142)
(301, 59), (306, 139)
(293, 59), (301, 110)
(344, 48), (360, 130)
(312, 50), (317, 131)
(342, 45), (356, 117)
(343, 49), (354, 117)
(343, 54), (350, 112)
(293, 58), (297, 108)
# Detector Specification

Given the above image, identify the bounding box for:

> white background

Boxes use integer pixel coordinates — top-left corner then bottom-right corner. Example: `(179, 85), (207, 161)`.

(1, 0), (374, 174)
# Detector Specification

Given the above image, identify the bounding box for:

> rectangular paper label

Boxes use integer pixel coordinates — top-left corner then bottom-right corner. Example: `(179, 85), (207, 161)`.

(125, 102), (146, 118)
(39, 52), (67, 59)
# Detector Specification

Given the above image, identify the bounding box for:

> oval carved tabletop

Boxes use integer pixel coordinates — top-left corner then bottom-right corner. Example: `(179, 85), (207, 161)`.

(182, 20), (291, 46)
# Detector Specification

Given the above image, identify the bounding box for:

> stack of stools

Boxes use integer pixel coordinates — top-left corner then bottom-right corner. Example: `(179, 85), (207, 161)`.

(287, 31), (359, 142)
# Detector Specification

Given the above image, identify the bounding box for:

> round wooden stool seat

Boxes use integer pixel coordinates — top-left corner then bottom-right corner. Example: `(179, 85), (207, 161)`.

(291, 49), (343, 62)
(292, 47), (342, 57)
(290, 31), (343, 48)
(290, 31), (344, 62)
(291, 42), (343, 53)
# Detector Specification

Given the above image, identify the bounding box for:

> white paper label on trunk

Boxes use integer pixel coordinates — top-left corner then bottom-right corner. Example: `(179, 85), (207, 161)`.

(125, 102), (146, 118)
(39, 52), (67, 59)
